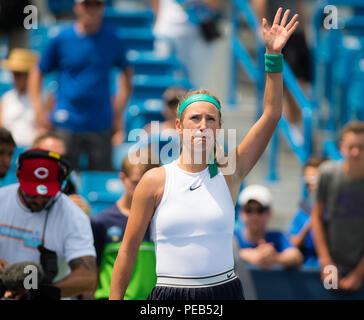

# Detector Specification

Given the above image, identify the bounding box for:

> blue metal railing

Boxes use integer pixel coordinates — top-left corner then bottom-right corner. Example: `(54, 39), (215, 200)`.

(311, 0), (364, 158)
(228, 0), (314, 182)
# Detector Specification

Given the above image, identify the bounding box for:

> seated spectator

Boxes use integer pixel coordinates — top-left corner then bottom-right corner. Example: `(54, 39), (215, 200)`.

(144, 87), (187, 164)
(145, 87), (188, 133)
(0, 127), (16, 179)
(91, 154), (158, 300)
(32, 131), (91, 216)
(0, 49), (51, 146)
(288, 156), (327, 268)
(234, 184), (303, 270)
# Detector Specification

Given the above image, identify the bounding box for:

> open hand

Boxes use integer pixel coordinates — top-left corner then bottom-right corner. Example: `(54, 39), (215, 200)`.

(262, 8), (300, 55)
(339, 272), (364, 292)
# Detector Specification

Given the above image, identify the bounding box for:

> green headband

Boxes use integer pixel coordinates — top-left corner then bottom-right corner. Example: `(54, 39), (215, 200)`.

(178, 94), (221, 119)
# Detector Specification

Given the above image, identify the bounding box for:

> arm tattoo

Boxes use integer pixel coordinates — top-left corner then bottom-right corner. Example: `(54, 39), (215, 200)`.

(69, 256), (97, 273)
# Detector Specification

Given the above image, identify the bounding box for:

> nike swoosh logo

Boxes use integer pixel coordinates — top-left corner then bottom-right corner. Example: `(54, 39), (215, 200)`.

(189, 185), (201, 191)
(227, 273), (233, 279)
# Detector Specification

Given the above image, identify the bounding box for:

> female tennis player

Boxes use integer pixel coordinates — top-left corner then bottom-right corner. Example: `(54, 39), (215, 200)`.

(109, 8), (300, 300)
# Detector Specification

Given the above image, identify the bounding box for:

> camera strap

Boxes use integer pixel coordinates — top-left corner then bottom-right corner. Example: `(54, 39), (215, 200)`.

(38, 193), (61, 284)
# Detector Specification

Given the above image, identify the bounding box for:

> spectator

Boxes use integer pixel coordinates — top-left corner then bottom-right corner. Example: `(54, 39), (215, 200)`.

(0, 148), (97, 299)
(0, 127), (16, 179)
(235, 184), (303, 270)
(0, 49), (39, 147)
(145, 87), (187, 164)
(91, 155), (158, 300)
(311, 120), (364, 291)
(288, 156), (327, 268)
(145, 87), (188, 133)
(251, 0), (310, 145)
(150, 0), (223, 89)
(29, 0), (133, 171)
(0, 0), (30, 53)
(32, 131), (91, 216)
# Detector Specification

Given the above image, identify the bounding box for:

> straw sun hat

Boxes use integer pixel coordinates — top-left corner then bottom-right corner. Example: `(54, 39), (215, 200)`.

(1, 48), (38, 73)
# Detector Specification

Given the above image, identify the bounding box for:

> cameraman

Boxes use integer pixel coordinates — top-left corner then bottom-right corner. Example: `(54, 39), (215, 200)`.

(0, 148), (97, 299)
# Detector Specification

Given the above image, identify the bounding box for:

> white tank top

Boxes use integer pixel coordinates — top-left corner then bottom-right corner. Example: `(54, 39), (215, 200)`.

(1, 89), (36, 147)
(151, 160), (235, 277)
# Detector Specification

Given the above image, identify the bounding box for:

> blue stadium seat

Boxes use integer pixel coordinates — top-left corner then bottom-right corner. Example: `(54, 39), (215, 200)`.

(0, 168), (18, 187)
(118, 28), (155, 52)
(0, 147), (27, 187)
(78, 171), (124, 215)
(125, 99), (165, 136)
(0, 68), (12, 97)
(112, 142), (135, 171)
(131, 75), (193, 102)
(323, 140), (343, 161)
(10, 146), (28, 170)
(0, 82), (11, 98)
(104, 7), (154, 29)
(245, 264), (364, 300)
(47, 0), (113, 15)
(127, 51), (183, 77)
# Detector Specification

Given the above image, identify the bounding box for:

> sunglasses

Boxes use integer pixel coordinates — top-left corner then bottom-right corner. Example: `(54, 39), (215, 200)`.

(82, 1), (105, 8)
(243, 206), (268, 214)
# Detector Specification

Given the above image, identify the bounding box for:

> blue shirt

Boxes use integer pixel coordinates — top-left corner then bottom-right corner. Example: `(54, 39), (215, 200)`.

(234, 229), (294, 253)
(289, 200), (319, 268)
(39, 23), (129, 133)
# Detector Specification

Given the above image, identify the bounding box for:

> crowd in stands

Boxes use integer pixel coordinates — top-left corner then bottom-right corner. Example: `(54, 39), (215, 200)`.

(0, 0), (364, 300)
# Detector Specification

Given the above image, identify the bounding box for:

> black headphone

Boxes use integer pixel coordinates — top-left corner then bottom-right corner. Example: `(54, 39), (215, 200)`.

(16, 149), (72, 190)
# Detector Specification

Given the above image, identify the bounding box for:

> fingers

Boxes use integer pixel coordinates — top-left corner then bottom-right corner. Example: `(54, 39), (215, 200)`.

(273, 7), (283, 26)
(287, 21), (300, 37)
(280, 9), (291, 27)
(262, 18), (269, 32)
(286, 13), (299, 32)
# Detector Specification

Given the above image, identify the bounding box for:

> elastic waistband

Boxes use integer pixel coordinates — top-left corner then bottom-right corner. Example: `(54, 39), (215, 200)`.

(156, 269), (237, 288)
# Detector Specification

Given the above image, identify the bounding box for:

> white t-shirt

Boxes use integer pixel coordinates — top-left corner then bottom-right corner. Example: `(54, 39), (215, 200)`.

(1, 89), (36, 147)
(153, 0), (198, 38)
(0, 184), (96, 282)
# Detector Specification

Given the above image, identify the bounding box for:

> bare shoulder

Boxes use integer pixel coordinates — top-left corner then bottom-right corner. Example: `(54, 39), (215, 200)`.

(141, 166), (166, 186)
(138, 166), (166, 206)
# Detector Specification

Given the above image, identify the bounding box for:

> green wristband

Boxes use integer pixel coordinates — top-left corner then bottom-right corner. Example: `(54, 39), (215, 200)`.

(265, 54), (284, 73)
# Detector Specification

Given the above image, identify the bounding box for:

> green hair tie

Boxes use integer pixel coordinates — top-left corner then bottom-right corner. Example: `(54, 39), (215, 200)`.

(208, 156), (219, 178)
(265, 54), (284, 73)
(178, 94), (221, 119)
